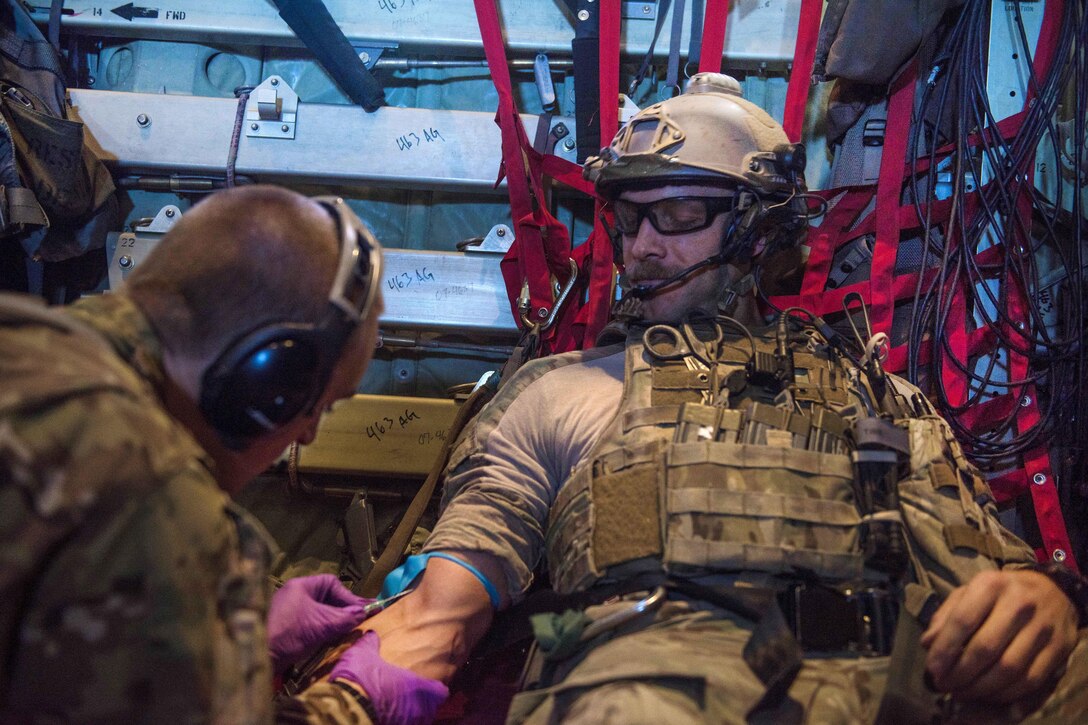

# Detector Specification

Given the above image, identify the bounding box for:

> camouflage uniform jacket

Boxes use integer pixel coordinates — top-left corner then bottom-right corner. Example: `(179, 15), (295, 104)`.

(0, 292), (370, 724)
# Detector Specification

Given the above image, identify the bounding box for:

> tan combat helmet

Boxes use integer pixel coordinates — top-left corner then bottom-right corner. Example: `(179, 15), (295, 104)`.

(586, 72), (805, 198)
(585, 72), (809, 258)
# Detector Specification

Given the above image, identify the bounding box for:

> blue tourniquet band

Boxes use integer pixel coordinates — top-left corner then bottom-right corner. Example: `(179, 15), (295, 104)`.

(380, 552), (501, 609)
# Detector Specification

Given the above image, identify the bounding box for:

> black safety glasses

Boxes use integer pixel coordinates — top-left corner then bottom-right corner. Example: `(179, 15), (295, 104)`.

(611, 195), (736, 236)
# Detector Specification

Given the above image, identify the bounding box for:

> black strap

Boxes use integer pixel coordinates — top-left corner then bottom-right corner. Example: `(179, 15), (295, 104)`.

(628, 0), (673, 97)
(0, 14), (66, 80)
(873, 595), (948, 725)
(571, 0), (600, 163)
(686, 0), (705, 69)
(665, 0), (688, 92)
(269, 0), (385, 112)
(47, 0), (63, 53)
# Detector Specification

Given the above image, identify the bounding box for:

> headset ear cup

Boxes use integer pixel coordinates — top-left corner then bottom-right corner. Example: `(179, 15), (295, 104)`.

(200, 325), (325, 446)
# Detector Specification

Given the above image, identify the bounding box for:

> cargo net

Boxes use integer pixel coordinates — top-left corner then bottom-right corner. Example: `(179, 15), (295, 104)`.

(768, 0), (1087, 569)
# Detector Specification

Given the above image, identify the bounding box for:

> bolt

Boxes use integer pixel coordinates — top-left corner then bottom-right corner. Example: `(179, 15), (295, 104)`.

(577, 9), (590, 20)
(250, 122), (259, 131)
(359, 51), (371, 65)
(119, 255), (132, 268)
(672, 131), (682, 139)
(496, 227), (506, 237)
(87, 76), (96, 86)
(397, 367), (410, 380)
(165, 208), (175, 218)
(1033, 472), (1047, 486)
(136, 113), (150, 127)
(270, 77), (279, 86)
(563, 137), (576, 151)
(643, 4), (652, 14)
(537, 307), (549, 319)
(749, 160), (761, 171)
(1053, 549), (1067, 563)
(1021, 395), (1032, 407)
(281, 124), (290, 132)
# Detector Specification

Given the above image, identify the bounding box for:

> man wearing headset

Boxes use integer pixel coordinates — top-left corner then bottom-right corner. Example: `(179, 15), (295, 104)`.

(0, 185), (445, 723)
(355, 75), (1088, 723)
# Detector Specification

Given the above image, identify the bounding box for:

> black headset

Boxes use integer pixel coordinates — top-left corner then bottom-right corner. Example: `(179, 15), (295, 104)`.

(198, 197), (383, 449)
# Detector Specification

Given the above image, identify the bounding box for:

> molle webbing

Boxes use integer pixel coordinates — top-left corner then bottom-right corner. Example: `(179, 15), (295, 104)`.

(546, 326), (867, 595)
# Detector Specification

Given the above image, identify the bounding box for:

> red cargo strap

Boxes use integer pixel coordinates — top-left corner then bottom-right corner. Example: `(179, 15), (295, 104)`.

(697, 0), (729, 73)
(475, 0), (573, 344)
(575, 0), (622, 349)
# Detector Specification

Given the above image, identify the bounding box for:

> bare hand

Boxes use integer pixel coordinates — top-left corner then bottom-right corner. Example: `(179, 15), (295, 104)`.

(920, 570), (1078, 703)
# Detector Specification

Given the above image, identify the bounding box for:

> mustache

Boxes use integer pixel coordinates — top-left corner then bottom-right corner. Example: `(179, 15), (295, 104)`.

(625, 262), (684, 283)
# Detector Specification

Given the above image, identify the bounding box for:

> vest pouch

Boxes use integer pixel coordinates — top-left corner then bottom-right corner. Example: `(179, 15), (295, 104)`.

(547, 440), (666, 595)
(663, 440), (865, 581)
(896, 417), (1036, 598)
(1, 91), (117, 261)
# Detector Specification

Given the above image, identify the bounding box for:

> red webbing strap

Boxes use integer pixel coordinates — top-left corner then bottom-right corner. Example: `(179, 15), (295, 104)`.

(697, 0), (729, 73)
(782, 0), (822, 142)
(1014, 0), (1073, 568)
(475, 0), (572, 342)
(576, 0), (623, 349)
(1007, 191), (1075, 568)
(870, 64), (917, 347)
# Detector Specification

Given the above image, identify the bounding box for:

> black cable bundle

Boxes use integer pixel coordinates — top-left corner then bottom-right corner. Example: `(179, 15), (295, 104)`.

(905, 1), (1086, 498)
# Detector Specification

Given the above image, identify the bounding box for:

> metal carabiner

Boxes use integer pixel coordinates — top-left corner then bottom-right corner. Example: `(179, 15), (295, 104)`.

(520, 258), (580, 332)
(579, 586), (667, 642)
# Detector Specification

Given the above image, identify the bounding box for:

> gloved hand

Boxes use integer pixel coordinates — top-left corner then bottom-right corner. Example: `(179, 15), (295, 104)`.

(330, 630), (449, 725)
(267, 574), (373, 673)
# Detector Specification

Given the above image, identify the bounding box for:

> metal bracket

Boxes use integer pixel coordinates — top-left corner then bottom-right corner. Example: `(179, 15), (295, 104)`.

(618, 93), (641, 125)
(354, 45), (392, 70)
(107, 204), (182, 289)
(468, 224), (515, 254)
(623, 1), (658, 20)
(245, 76), (299, 139)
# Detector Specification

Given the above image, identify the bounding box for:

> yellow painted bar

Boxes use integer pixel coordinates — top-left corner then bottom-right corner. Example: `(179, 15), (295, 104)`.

(298, 394), (458, 476)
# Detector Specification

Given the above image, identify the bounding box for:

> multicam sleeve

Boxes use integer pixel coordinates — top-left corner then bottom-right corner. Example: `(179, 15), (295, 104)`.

(275, 680), (376, 724)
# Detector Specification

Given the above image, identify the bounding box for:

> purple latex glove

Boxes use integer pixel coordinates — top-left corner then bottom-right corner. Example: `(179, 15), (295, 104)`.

(267, 574), (373, 673)
(330, 631), (448, 725)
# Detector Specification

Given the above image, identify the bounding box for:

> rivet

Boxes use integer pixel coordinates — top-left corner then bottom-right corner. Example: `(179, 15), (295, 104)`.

(749, 160), (760, 171)
(1021, 395), (1032, 407)
(165, 208), (175, 218)
(270, 77), (279, 86)
(136, 113), (151, 127)
(642, 4), (652, 14)
(672, 131), (681, 139)
(1053, 549), (1067, 563)
(281, 124), (290, 132)
(250, 122), (259, 130)
(1033, 472), (1047, 486)
(537, 307), (549, 318)
(118, 255), (132, 268)
(577, 9), (590, 21)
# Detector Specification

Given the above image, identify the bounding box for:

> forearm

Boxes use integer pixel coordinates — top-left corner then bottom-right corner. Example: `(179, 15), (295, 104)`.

(362, 552), (502, 683)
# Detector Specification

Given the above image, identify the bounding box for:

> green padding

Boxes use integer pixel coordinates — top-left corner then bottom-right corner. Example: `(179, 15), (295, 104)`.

(592, 464), (662, 569)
